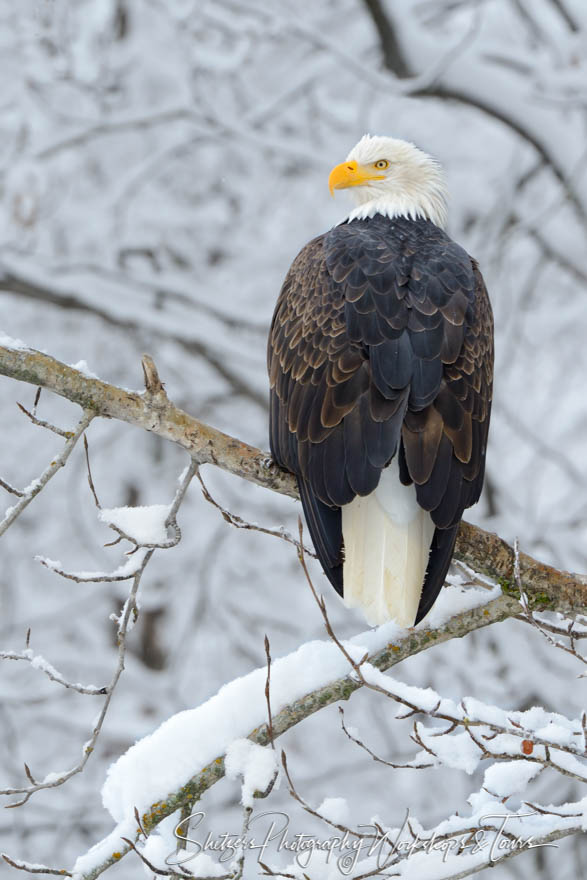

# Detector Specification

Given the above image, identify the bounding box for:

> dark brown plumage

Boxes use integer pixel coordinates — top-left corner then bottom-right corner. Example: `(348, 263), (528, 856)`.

(268, 214), (493, 623)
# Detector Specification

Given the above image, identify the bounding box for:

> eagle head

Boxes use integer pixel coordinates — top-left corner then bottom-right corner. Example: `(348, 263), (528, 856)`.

(328, 134), (448, 228)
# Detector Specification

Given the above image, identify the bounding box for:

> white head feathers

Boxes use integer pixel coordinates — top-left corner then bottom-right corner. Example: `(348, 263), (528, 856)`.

(342, 134), (448, 228)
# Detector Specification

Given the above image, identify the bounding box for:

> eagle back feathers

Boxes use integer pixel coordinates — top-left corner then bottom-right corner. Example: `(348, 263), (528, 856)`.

(268, 215), (493, 621)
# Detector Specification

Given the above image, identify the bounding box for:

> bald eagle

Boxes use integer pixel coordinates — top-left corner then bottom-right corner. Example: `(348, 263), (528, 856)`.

(268, 135), (493, 627)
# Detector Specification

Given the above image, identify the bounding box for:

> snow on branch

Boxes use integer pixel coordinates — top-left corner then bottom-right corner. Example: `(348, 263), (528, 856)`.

(0, 646), (108, 697)
(69, 546), (587, 880)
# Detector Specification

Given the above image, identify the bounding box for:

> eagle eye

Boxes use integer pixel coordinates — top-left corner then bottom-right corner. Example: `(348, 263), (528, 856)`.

(374, 159), (389, 170)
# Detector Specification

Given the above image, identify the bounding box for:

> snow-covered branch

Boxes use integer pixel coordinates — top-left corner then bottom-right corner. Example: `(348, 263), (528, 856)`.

(68, 548), (586, 880)
(67, 583), (508, 880)
(0, 647), (108, 697)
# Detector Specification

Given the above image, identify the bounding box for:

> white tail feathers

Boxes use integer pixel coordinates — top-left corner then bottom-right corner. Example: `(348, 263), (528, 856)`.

(341, 459), (435, 626)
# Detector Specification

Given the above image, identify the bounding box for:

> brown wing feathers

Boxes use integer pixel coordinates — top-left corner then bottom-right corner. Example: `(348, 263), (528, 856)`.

(268, 216), (493, 620)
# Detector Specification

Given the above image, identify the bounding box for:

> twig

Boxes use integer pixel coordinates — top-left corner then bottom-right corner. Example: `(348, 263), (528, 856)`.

(16, 400), (72, 438)
(83, 435), (101, 508)
(142, 354), (166, 396)
(1, 854), (72, 876)
(32, 386), (42, 414)
(516, 614), (587, 640)
(120, 837), (194, 878)
(339, 707), (433, 770)
(0, 410), (93, 537)
(258, 864), (296, 879)
(36, 551), (149, 584)
(167, 460), (198, 523)
(233, 805), (253, 880)
(0, 649), (108, 696)
(196, 470), (316, 558)
(297, 517), (367, 672)
(0, 477), (23, 497)
(280, 750), (374, 840)
(516, 539), (587, 668)
(264, 635), (275, 750)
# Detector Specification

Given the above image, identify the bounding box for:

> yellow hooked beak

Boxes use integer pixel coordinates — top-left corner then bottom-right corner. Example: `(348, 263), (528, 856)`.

(328, 160), (385, 195)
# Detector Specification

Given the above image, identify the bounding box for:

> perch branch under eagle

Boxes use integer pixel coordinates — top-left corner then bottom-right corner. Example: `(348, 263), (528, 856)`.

(268, 135), (493, 626)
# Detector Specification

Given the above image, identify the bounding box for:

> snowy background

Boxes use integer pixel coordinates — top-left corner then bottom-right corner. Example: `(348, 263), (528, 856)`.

(1, 0), (587, 877)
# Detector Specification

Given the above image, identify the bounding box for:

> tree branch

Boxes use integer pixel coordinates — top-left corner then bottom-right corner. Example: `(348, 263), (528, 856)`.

(0, 343), (293, 498)
(362, 0), (412, 77)
(1, 342), (585, 615)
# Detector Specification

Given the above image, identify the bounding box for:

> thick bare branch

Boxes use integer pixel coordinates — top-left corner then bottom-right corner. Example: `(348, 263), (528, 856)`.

(0, 344), (293, 495)
(1, 343), (584, 615)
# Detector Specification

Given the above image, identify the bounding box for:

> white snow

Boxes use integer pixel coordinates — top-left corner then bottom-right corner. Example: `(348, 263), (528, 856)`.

(0, 331), (28, 350)
(137, 835), (172, 874)
(37, 557), (63, 571)
(28, 651), (59, 678)
(42, 770), (69, 785)
(22, 478), (41, 494)
(99, 633), (372, 826)
(360, 663), (462, 717)
(534, 722), (574, 746)
(481, 760), (542, 798)
(72, 624), (411, 877)
(98, 505), (171, 545)
(549, 750), (587, 781)
(224, 738), (279, 807)
(414, 730), (481, 775)
(316, 797), (350, 826)
(69, 359), (99, 379)
(421, 581), (501, 630)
